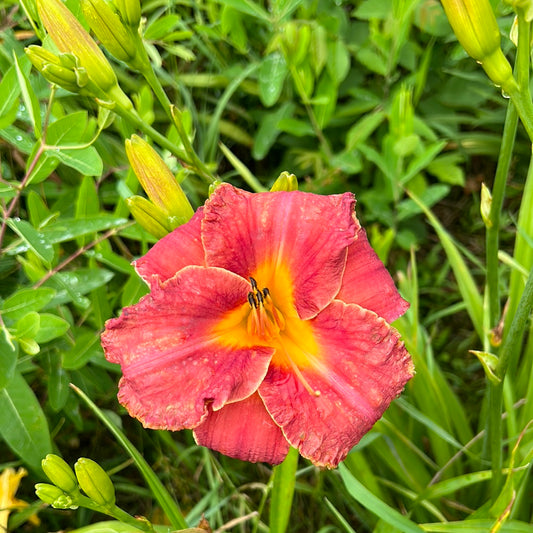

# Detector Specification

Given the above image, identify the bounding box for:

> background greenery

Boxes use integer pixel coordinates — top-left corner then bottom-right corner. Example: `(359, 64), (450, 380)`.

(0, 0), (532, 531)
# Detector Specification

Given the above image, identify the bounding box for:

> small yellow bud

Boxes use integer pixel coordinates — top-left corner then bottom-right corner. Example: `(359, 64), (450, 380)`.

(126, 196), (173, 238)
(480, 182), (493, 228)
(126, 135), (194, 224)
(441, 0), (517, 90)
(270, 171), (298, 192)
(42, 454), (79, 494)
(74, 458), (115, 508)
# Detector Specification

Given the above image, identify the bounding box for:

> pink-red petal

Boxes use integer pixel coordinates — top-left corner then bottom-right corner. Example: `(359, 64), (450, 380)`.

(258, 301), (413, 468)
(336, 226), (409, 322)
(134, 208), (205, 289)
(193, 393), (290, 464)
(202, 184), (357, 320)
(102, 266), (274, 430)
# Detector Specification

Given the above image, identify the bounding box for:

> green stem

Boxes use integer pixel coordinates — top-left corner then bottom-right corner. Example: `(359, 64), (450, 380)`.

(140, 64), (175, 124)
(486, 96), (518, 329)
(269, 447), (298, 533)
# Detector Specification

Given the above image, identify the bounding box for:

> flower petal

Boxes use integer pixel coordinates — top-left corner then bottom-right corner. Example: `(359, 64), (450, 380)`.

(336, 225), (409, 322)
(202, 184), (357, 320)
(258, 301), (413, 468)
(101, 266), (274, 430)
(193, 393), (290, 464)
(134, 208), (205, 288)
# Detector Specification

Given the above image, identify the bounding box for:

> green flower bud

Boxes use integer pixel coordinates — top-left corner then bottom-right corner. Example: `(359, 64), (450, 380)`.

(74, 458), (116, 508)
(480, 182), (493, 228)
(42, 454), (79, 494)
(441, 0), (517, 90)
(114, 0), (142, 29)
(35, 483), (79, 509)
(126, 135), (194, 224)
(270, 171), (298, 192)
(36, 0), (132, 109)
(126, 195), (172, 239)
(81, 0), (142, 68)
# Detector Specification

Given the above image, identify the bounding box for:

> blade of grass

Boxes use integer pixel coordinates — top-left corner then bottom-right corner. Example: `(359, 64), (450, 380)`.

(70, 384), (188, 530)
(269, 446), (298, 533)
(338, 463), (424, 533)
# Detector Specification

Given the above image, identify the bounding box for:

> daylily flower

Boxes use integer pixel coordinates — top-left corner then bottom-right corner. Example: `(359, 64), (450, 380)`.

(101, 184), (413, 467)
(0, 467), (40, 529)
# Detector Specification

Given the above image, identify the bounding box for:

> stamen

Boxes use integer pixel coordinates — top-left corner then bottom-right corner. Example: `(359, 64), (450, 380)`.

(250, 277), (258, 291)
(248, 292), (258, 308)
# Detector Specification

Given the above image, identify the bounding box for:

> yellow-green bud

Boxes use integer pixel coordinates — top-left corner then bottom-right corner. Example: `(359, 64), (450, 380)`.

(42, 454), (79, 494)
(35, 483), (79, 509)
(270, 171), (298, 192)
(36, 0), (132, 108)
(114, 0), (142, 29)
(208, 179), (223, 197)
(281, 22), (311, 66)
(480, 182), (493, 228)
(74, 458), (116, 508)
(126, 135), (194, 224)
(504, 0), (533, 21)
(126, 195), (172, 238)
(441, 0), (517, 90)
(26, 46), (89, 93)
(81, 0), (141, 67)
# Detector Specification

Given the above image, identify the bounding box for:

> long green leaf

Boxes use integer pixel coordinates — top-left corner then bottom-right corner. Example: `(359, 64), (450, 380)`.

(339, 463), (424, 533)
(269, 447), (298, 533)
(0, 371), (52, 473)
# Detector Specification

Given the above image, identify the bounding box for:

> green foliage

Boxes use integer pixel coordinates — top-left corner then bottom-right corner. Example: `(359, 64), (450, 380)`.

(1, 0), (532, 532)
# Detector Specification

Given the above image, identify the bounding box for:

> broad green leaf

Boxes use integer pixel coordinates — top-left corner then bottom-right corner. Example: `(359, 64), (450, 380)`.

(1, 287), (56, 321)
(397, 185), (450, 221)
(0, 370), (52, 472)
(253, 102), (295, 160)
(26, 146), (60, 185)
(339, 464), (424, 533)
(0, 125), (34, 154)
(46, 111), (90, 145)
(27, 190), (53, 228)
(271, 0), (304, 19)
(0, 329), (17, 389)
(401, 141), (447, 185)
(15, 311), (40, 339)
(326, 40), (350, 84)
(0, 57), (31, 130)
(34, 313), (70, 343)
(14, 52), (42, 138)
(6, 217), (54, 264)
(346, 110), (386, 150)
(44, 352), (70, 412)
(41, 215), (128, 244)
(63, 331), (103, 370)
(277, 117), (314, 137)
(314, 72), (337, 128)
(54, 146), (103, 176)
(259, 53), (288, 107)
(144, 14), (182, 40)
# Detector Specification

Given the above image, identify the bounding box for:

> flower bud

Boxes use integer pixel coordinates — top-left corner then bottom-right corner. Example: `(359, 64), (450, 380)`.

(35, 483), (79, 509)
(74, 458), (116, 507)
(80, 0), (142, 68)
(441, 0), (517, 90)
(126, 135), (194, 224)
(270, 171), (298, 192)
(114, 0), (142, 29)
(126, 195), (173, 238)
(42, 454), (79, 494)
(36, 0), (132, 108)
(480, 182), (493, 228)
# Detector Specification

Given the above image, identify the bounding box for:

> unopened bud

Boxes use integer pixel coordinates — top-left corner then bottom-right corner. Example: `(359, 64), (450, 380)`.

(114, 0), (142, 29)
(480, 183), (493, 228)
(126, 195), (172, 238)
(36, 0), (132, 108)
(74, 458), (116, 507)
(35, 483), (79, 509)
(441, 0), (517, 90)
(126, 135), (194, 224)
(81, 0), (143, 69)
(270, 171), (298, 192)
(42, 454), (79, 494)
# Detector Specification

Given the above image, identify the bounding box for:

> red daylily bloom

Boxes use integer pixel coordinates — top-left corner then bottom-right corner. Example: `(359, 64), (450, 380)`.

(102, 184), (413, 468)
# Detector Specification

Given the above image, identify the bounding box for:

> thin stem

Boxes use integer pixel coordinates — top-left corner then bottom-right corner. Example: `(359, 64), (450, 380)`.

(486, 96), (518, 329)
(140, 64), (175, 124)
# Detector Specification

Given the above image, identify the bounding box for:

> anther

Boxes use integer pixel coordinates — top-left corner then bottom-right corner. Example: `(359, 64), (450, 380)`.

(262, 287), (270, 298)
(250, 277), (258, 291)
(256, 291), (264, 305)
(247, 292), (258, 308)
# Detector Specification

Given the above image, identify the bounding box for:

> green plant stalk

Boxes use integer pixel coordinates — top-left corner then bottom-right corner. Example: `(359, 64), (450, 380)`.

(269, 447), (298, 533)
(140, 63), (176, 125)
(70, 384), (188, 530)
(485, 103), (518, 329)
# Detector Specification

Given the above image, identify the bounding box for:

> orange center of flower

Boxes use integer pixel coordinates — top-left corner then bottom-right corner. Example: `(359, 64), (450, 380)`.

(214, 265), (321, 397)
